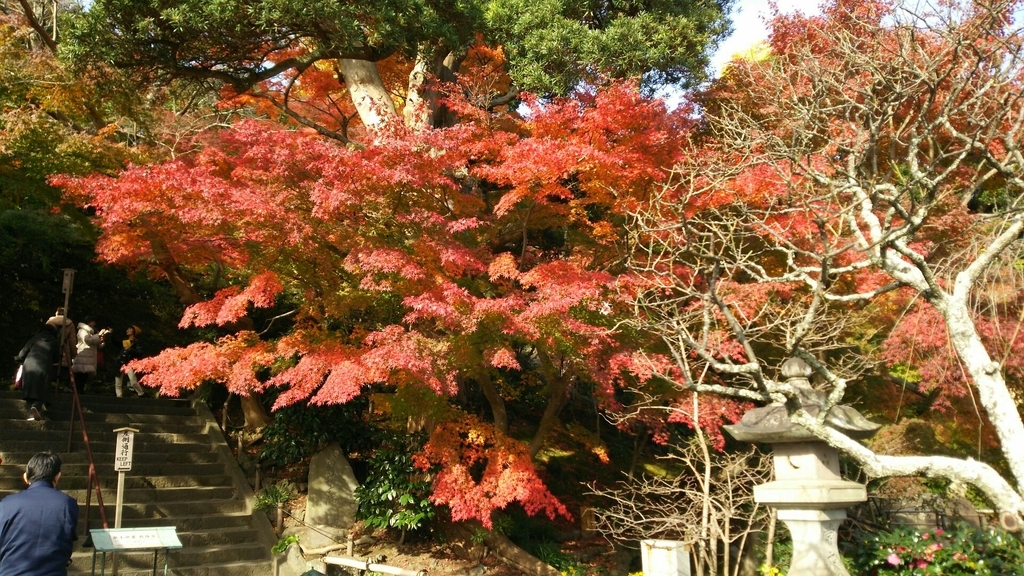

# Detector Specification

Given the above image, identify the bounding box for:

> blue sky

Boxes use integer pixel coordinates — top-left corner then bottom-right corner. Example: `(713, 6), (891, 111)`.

(711, 0), (820, 75)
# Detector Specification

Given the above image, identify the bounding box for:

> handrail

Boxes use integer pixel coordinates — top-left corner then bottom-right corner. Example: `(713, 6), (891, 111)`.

(62, 349), (110, 535)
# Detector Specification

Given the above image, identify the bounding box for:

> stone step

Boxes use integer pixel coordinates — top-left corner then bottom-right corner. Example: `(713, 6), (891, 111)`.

(0, 391), (198, 409)
(0, 412), (205, 430)
(0, 486), (236, 508)
(69, 542), (270, 573)
(81, 512), (259, 533)
(0, 451), (222, 469)
(0, 417), (208, 435)
(0, 409), (207, 427)
(0, 439), (211, 455)
(69, 558), (274, 576)
(0, 427), (212, 446)
(71, 485), (237, 503)
(72, 498), (247, 519)
(0, 469), (230, 485)
(73, 524), (263, 546)
(0, 392), (283, 576)
(178, 526), (268, 548)
(0, 457), (226, 475)
(0, 387), (193, 409)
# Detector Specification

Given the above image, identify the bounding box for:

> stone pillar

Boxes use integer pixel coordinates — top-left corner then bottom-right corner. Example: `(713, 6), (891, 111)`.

(753, 442), (865, 575)
(641, 539), (692, 576)
(722, 358), (879, 576)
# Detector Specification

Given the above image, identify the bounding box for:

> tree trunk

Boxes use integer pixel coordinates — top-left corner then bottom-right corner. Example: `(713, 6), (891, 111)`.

(627, 426), (646, 480)
(403, 50), (434, 130)
(793, 411), (1024, 529)
(144, 231), (202, 306)
(403, 48), (461, 130)
(528, 372), (571, 459)
(446, 521), (560, 576)
(940, 296), (1024, 495)
(240, 393), (272, 429)
(476, 370), (508, 434)
(337, 58), (398, 129)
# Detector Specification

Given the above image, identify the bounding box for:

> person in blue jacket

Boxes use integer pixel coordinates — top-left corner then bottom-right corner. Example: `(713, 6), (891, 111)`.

(0, 452), (79, 575)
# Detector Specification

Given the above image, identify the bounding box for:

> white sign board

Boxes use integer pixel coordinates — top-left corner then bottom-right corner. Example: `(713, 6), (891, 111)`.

(114, 429), (135, 472)
(90, 527), (182, 551)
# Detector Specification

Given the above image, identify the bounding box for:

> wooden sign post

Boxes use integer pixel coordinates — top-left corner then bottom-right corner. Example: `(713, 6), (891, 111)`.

(113, 427), (138, 529)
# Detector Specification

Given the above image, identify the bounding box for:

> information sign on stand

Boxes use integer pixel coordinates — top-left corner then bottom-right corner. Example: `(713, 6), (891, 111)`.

(90, 527), (182, 576)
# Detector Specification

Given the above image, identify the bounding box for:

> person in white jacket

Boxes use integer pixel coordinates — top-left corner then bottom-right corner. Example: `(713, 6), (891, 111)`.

(71, 317), (109, 393)
(45, 307), (77, 385)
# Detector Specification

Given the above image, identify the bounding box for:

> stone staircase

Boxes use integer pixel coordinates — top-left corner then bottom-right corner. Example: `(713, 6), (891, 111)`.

(0, 390), (291, 576)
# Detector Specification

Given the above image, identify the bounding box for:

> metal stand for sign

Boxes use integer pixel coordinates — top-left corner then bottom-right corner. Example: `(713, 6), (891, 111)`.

(89, 527), (182, 576)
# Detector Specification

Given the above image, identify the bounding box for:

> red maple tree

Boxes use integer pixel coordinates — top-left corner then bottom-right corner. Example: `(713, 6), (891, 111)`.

(57, 79), (701, 525)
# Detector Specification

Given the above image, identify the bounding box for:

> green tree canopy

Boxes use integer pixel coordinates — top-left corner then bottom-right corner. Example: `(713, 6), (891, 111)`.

(60, 0), (732, 135)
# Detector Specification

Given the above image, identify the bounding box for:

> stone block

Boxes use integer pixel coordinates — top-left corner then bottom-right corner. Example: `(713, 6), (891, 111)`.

(305, 443), (360, 531)
(771, 442), (840, 481)
(641, 539), (691, 576)
(754, 479), (866, 509)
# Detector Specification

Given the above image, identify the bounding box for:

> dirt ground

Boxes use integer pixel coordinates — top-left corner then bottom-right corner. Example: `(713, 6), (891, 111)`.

(309, 535), (633, 576)
(332, 539), (532, 575)
(277, 497), (634, 576)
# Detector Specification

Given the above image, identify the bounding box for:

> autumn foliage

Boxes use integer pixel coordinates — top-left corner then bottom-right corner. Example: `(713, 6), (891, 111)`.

(56, 80), (692, 524)
(414, 415), (570, 529)
(626, 0), (1024, 522)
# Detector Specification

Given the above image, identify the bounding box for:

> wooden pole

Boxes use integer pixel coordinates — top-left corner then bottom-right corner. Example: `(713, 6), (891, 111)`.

(324, 555), (426, 576)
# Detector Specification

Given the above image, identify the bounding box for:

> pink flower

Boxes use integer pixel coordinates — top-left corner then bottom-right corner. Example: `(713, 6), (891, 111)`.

(887, 553), (902, 566)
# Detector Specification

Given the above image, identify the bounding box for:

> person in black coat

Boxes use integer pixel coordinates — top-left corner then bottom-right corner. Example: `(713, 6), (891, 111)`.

(114, 325), (145, 397)
(15, 324), (59, 421)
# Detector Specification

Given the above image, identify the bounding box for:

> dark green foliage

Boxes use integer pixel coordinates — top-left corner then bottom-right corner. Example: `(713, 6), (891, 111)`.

(847, 522), (1024, 575)
(61, 0), (484, 90)
(0, 206), (183, 383)
(354, 432), (435, 535)
(61, 0), (731, 99)
(254, 480), (297, 511)
(259, 401), (374, 467)
(486, 0), (733, 94)
(534, 541), (589, 575)
(0, 60), (180, 386)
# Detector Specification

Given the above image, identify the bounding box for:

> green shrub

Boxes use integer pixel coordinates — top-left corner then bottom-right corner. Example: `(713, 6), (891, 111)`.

(533, 541), (588, 575)
(271, 534), (299, 554)
(355, 436), (435, 537)
(259, 401), (373, 467)
(255, 480), (297, 511)
(758, 539), (791, 575)
(848, 522), (1024, 575)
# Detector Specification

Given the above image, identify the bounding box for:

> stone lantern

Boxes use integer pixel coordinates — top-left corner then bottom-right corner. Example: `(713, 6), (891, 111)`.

(723, 358), (880, 576)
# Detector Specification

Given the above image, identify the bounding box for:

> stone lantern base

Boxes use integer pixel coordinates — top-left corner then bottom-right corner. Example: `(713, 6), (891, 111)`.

(776, 508), (851, 575)
(754, 480), (865, 576)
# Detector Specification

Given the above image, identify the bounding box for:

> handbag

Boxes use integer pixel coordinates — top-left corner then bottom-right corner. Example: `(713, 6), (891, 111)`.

(14, 364), (23, 390)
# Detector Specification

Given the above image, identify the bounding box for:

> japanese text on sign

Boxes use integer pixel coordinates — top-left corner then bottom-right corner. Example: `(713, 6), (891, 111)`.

(114, 430), (134, 472)
(109, 530), (163, 549)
